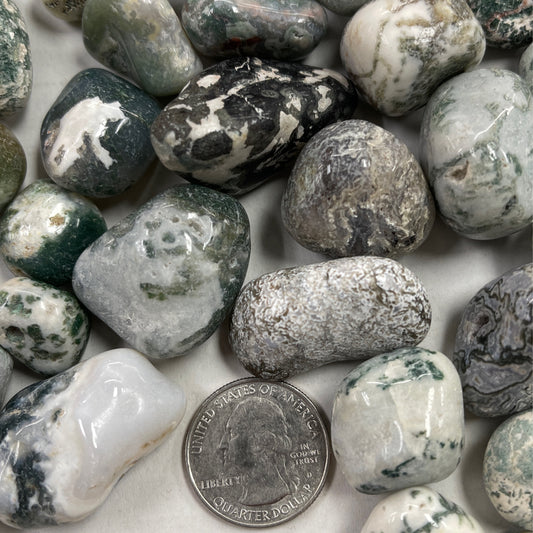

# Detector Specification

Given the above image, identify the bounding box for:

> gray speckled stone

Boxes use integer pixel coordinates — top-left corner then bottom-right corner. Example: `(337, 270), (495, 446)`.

(0, 346), (12, 405)
(340, 0), (485, 116)
(453, 263), (533, 417)
(0, 123), (25, 213)
(519, 43), (533, 88)
(332, 347), (464, 494)
(42, 0), (86, 21)
(483, 410), (533, 529)
(73, 184), (250, 359)
(229, 256), (431, 380)
(420, 68), (533, 240)
(281, 119), (435, 258)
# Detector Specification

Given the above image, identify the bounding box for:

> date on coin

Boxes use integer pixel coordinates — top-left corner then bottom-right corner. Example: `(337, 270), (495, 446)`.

(184, 378), (330, 527)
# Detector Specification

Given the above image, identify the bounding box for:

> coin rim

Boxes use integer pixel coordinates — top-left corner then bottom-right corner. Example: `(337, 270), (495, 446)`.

(183, 377), (331, 528)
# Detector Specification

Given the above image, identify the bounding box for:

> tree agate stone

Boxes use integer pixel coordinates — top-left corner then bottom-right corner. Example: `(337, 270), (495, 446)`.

(316, 0), (368, 16)
(72, 184), (250, 359)
(42, 0), (87, 21)
(467, 0), (532, 49)
(150, 57), (357, 195)
(0, 0), (32, 118)
(82, 0), (203, 97)
(0, 180), (107, 286)
(41, 68), (160, 198)
(332, 347), (464, 494)
(281, 119), (435, 258)
(361, 486), (484, 532)
(340, 0), (485, 116)
(0, 346), (12, 405)
(420, 68), (532, 240)
(0, 123), (25, 212)
(483, 410), (533, 530)
(181, 0), (328, 61)
(453, 263), (533, 417)
(0, 277), (90, 376)
(519, 43), (533, 88)
(229, 257), (431, 380)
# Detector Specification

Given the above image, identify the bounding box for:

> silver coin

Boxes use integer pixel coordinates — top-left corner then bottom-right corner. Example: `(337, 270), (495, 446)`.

(184, 378), (330, 527)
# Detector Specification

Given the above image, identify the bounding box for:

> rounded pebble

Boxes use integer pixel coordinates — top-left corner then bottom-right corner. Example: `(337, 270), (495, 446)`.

(41, 0), (86, 21)
(519, 42), (533, 88)
(281, 119), (435, 258)
(0, 346), (12, 405)
(0, 123), (26, 213)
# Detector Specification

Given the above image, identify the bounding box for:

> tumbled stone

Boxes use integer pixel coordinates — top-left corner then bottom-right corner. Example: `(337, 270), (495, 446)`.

(467, 0), (532, 49)
(0, 347), (12, 405)
(0, 0), (32, 118)
(340, 0), (485, 116)
(73, 184), (250, 359)
(151, 57), (357, 195)
(229, 257), (431, 380)
(316, 0), (367, 16)
(0, 180), (107, 286)
(281, 119), (435, 258)
(41, 0), (86, 21)
(331, 347), (464, 494)
(82, 0), (203, 97)
(41, 68), (160, 198)
(181, 0), (327, 61)
(420, 68), (532, 240)
(483, 410), (533, 529)
(453, 263), (533, 417)
(519, 43), (533, 88)
(0, 348), (186, 528)
(0, 123), (25, 212)
(0, 277), (90, 376)
(361, 486), (484, 532)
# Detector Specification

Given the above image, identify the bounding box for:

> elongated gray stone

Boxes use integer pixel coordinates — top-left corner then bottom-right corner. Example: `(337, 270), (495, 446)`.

(0, 123), (25, 213)
(73, 184), (250, 359)
(229, 257), (431, 380)
(0, 347), (12, 405)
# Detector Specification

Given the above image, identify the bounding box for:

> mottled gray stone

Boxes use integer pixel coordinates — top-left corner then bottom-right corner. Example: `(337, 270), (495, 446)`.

(420, 68), (532, 240)
(519, 43), (533, 88)
(229, 256), (431, 380)
(281, 119), (435, 258)
(332, 347), (464, 494)
(0, 346), (12, 405)
(453, 263), (533, 417)
(0, 123), (25, 213)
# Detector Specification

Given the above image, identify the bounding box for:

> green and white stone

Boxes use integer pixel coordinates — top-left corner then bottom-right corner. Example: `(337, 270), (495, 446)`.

(82, 0), (203, 97)
(420, 68), (532, 240)
(519, 43), (533, 88)
(42, 0), (87, 21)
(0, 0), (32, 118)
(0, 346), (12, 405)
(340, 0), (485, 116)
(0, 277), (90, 376)
(332, 347), (464, 494)
(72, 184), (250, 359)
(0, 123), (25, 213)
(483, 410), (533, 529)
(361, 486), (484, 532)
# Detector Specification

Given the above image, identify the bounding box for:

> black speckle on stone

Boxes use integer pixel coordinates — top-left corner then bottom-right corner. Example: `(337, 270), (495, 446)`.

(191, 131), (233, 161)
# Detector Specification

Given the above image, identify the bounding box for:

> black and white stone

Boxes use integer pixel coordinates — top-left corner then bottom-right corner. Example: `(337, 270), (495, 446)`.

(150, 57), (358, 195)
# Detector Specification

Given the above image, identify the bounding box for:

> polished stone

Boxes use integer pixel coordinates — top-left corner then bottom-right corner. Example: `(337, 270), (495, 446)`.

(281, 119), (435, 258)
(0, 347), (12, 405)
(151, 57), (357, 195)
(453, 263), (533, 417)
(82, 0), (203, 96)
(0, 123), (25, 213)
(0, 348), (186, 528)
(230, 257), (431, 380)
(0, 276), (90, 376)
(519, 43), (533, 88)
(42, 0), (86, 21)
(332, 347), (464, 494)
(73, 184), (250, 359)
(340, 0), (485, 116)
(41, 68), (160, 198)
(420, 68), (532, 239)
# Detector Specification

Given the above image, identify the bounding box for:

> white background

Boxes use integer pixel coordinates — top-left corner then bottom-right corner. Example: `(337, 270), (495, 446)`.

(2, 1), (531, 532)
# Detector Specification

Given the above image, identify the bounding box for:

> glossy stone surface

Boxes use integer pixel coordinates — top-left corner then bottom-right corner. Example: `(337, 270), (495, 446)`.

(0, 347), (12, 405)
(340, 0), (485, 116)
(230, 257), (431, 380)
(82, 0), (203, 97)
(467, 0), (532, 49)
(316, 0), (367, 16)
(42, 0), (86, 21)
(519, 42), (533, 88)
(73, 184), (250, 359)
(332, 347), (464, 494)
(361, 486), (484, 532)
(0, 348), (186, 528)
(483, 410), (533, 529)
(0, 123), (25, 213)
(281, 119), (435, 258)
(0, 180), (107, 286)
(420, 68), (532, 239)
(0, 277), (90, 376)
(41, 68), (160, 198)
(0, 0), (32, 118)
(151, 57), (357, 195)
(181, 0), (327, 61)
(453, 263), (533, 417)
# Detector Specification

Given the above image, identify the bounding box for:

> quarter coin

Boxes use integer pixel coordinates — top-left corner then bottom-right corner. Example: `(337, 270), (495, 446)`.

(184, 378), (330, 527)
